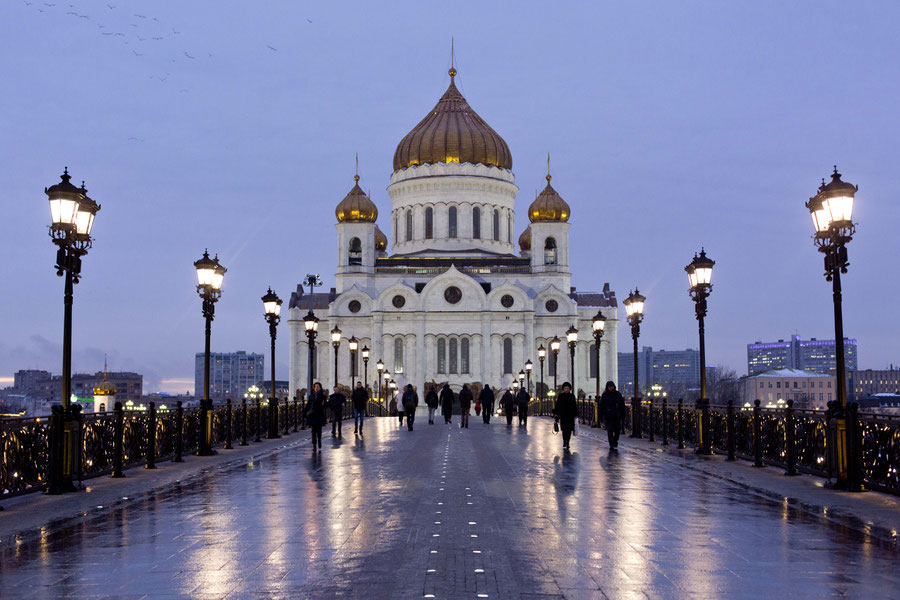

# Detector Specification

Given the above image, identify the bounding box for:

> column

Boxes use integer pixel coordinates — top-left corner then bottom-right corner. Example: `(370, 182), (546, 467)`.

(416, 317), (426, 392)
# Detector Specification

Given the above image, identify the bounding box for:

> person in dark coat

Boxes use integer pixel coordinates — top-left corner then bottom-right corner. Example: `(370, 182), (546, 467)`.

(351, 381), (368, 436)
(306, 382), (327, 451)
(598, 380), (626, 450)
(458, 384), (473, 428)
(425, 386), (439, 424)
(328, 386), (346, 437)
(501, 389), (515, 426)
(440, 384), (455, 424)
(479, 384), (494, 424)
(515, 387), (530, 427)
(553, 382), (578, 450)
(401, 384), (418, 431)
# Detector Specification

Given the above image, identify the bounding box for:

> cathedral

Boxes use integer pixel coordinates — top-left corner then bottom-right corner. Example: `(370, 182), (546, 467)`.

(288, 66), (618, 398)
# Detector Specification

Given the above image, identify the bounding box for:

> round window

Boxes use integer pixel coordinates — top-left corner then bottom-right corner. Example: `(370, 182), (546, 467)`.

(392, 295), (406, 309)
(500, 294), (514, 308)
(444, 286), (462, 304)
(545, 299), (558, 313)
(348, 300), (361, 313)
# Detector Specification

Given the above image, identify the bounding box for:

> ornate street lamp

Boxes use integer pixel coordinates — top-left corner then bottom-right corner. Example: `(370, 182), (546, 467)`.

(566, 325), (579, 392)
(518, 369), (526, 393)
(806, 167), (860, 491)
(302, 274), (322, 405)
(194, 250), (226, 456)
(550, 336), (561, 395)
(348, 336), (358, 389)
(383, 370), (391, 407)
(538, 345), (546, 412)
(685, 250), (714, 454)
(361, 345), (369, 415)
(524, 360), (533, 397)
(262, 287), (282, 439)
(376, 359), (385, 406)
(45, 168), (100, 494)
(623, 289), (644, 438)
(331, 325), (342, 390)
(591, 310), (607, 427)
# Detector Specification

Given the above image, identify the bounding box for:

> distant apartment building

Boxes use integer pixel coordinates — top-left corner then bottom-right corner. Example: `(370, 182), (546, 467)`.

(742, 368), (835, 409)
(617, 347), (709, 397)
(12, 369), (142, 403)
(747, 335), (857, 376)
(255, 380), (291, 399)
(849, 368), (900, 400)
(194, 351), (264, 400)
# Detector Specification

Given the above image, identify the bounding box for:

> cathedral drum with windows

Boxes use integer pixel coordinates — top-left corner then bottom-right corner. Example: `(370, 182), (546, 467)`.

(288, 66), (618, 398)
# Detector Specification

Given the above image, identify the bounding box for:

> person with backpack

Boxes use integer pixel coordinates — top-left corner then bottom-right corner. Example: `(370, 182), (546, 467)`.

(351, 381), (368, 436)
(479, 384), (494, 424)
(458, 384), (473, 428)
(305, 382), (327, 451)
(440, 384), (455, 425)
(553, 382), (578, 450)
(401, 384), (419, 431)
(599, 380), (627, 450)
(515, 386), (530, 427)
(425, 385), (439, 424)
(328, 386), (346, 438)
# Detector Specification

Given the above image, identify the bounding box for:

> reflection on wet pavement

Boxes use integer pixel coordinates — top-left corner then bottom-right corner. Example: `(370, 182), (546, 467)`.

(1, 417), (898, 599)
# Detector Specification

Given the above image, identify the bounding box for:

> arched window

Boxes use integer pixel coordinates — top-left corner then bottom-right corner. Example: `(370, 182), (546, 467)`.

(449, 338), (458, 374)
(590, 343), (598, 379)
(405, 210), (413, 242)
(99, 403), (106, 412)
(472, 207), (481, 239)
(493, 209), (500, 241)
(507, 214), (512, 243)
(448, 206), (457, 238)
(544, 237), (558, 265)
(425, 207), (434, 239)
(348, 237), (362, 265)
(503, 338), (513, 374)
(437, 338), (446, 374)
(393, 213), (398, 242)
(461, 338), (470, 374)
(394, 338), (404, 374)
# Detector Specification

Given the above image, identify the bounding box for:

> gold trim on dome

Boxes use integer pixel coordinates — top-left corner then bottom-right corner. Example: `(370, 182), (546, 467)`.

(518, 226), (531, 251)
(528, 174), (570, 223)
(393, 67), (512, 172)
(336, 174), (378, 223)
(374, 225), (388, 251)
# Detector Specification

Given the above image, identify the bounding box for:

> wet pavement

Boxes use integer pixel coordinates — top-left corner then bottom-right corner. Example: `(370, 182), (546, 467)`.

(1, 415), (898, 599)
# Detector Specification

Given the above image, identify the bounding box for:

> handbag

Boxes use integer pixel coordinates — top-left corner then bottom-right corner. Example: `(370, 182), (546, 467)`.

(553, 418), (559, 434)
(474, 401), (482, 415)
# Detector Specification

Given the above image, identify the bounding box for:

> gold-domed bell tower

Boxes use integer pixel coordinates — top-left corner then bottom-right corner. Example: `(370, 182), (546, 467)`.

(92, 359), (117, 413)
(335, 160), (379, 288)
(527, 157), (571, 274)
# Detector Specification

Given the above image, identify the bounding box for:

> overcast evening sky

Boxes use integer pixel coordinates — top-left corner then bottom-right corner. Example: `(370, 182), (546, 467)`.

(2, 1), (898, 393)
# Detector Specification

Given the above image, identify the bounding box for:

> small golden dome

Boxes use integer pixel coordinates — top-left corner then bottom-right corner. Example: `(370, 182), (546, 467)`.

(518, 226), (531, 251)
(528, 174), (570, 223)
(393, 67), (512, 172)
(375, 225), (387, 251)
(336, 175), (378, 223)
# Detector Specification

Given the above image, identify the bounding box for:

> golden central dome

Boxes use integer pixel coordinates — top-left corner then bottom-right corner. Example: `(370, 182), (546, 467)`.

(528, 174), (570, 223)
(393, 68), (512, 172)
(336, 175), (378, 223)
(374, 225), (388, 251)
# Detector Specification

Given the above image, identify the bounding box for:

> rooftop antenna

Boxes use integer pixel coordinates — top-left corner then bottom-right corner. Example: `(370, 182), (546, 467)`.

(451, 37), (455, 69)
(355, 152), (359, 182)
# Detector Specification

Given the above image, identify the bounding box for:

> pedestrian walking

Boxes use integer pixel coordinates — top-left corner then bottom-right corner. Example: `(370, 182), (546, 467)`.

(305, 382), (327, 451)
(599, 380), (626, 450)
(440, 383), (455, 424)
(553, 382), (578, 450)
(396, 387), (405, 426)
(479, 384), (494, 424)
(425, 386), (439, 424)
(459, 384), (473, 428)
(516, 386), (530, 427)
(328, 386), (346, 438)
(351, 381), (368, 436)
(402, 384), (419, 431)
(501, 388), (515, 426)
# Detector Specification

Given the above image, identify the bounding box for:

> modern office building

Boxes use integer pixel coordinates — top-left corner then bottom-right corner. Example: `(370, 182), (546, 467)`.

(194, 351), (264, 400)
(742, 368), (835, 408)
(747, 335), (857, 376)
(849, 367), (900, 400)
(617, 346), (708, 397)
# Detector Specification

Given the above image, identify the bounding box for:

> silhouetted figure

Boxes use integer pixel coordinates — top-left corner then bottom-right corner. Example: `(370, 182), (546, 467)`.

(479, 384), (494, 423)
(425, 386), (439, 424)
(459, 384), (473, 428)
(402, 384), (418, 431)
(440, 384), (454, 424)
(599, 381), (626, 450)
(553, 382), (578, 450)
(306, 382), (327, 451)
(351, 381), (368, 435)
(516, 387), (530, 427)
(501, 389), (515, 426)
(328, 386), (346, 437)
